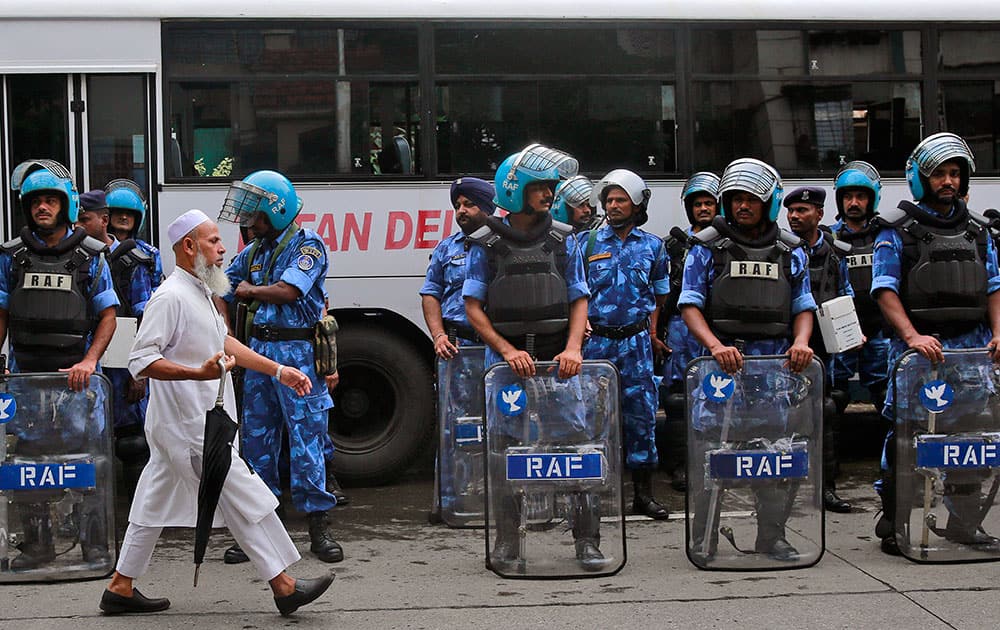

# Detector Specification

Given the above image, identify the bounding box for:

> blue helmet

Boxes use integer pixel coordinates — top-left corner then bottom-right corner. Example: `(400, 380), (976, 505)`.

(718, 158), (783, 223)
(219, 170), (302, 231)
(493, 144), (579, 214)
(681, 172), (721, 224)
(905, 132), (976, 201)
(105, 179), (148, 233)
(12, 159), (79, 225)
(551, 176), (595, 224)
(833, 161), (881, 218)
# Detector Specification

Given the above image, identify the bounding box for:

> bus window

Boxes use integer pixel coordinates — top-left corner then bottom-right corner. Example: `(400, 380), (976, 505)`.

(939, 81), (1000, 172)
(692, 80), (921, 174)
(168, 79), (420, 179)
(436, 80), (676, 175)
(164, 23), (420, 179)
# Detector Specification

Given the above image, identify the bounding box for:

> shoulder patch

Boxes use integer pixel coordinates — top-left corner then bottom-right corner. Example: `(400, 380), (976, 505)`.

(296, 254), (315, 271)
(300, 245), (323, 259)
(588, 252), (612, 263)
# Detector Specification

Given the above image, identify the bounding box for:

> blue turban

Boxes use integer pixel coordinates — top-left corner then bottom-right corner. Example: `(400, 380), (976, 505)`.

(450, 177), (496, 215)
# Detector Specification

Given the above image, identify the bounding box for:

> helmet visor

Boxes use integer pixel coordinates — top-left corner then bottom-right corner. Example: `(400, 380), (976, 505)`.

(219, 181), (276, 227)
(512, 143), (579, 179)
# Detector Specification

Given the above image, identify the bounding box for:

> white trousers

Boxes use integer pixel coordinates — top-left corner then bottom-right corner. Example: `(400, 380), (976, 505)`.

(116, 501), (300, 582)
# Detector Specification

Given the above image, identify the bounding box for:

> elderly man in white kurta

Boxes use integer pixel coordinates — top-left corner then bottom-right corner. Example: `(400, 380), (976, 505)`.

(99, 210), (333, 617)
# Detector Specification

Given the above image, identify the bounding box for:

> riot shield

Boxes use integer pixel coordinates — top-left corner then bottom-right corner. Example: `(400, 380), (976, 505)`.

(892, 348), (1000, 563)
(686, 355), (824, 570)
(0, 373), (116, 582)
(484, 360), (625, 579)
(437, 345), (487, 528)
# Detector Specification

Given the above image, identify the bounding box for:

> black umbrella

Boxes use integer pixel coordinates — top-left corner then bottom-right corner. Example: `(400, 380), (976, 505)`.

(193, 360), (239, 587)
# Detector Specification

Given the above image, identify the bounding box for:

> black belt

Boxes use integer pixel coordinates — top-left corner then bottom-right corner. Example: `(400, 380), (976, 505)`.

(251, 325), (314, 342)
(444, 320), (480, 343)
(591, 319), (649, 340)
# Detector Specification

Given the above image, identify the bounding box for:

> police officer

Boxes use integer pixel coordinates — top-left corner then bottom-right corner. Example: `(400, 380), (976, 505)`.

(420, 176), (494, 523)
(104, 179), (163, 291)
(422, 177), (495, 356)
(679, 158), (816, 561)
(656, 172), (720, 492)
(871, 133), (1000, 555)
(219, 170), (343, 564)
(584, 169), (671, 520)
(0, 160), (119, 569)
(784, 186), (855, 514)
(552, 175), (600, 233)
(829, 162), (891, 419)
(76, 190), (155, 499)
(463, 145), (595, 570)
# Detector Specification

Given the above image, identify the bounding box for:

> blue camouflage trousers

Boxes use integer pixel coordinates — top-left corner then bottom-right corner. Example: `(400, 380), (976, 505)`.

(665, 314), (704, 386)
(584, 330), (659, 468)
(106, 367), (148, 430)
(831, 330), (890, 391)
(242, 339), (337, 514)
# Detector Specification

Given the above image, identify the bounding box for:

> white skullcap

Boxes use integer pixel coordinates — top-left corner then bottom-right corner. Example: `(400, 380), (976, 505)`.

(167, 209), (211, 245)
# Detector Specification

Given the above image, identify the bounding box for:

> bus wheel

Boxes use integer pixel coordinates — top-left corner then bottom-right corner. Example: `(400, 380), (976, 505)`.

(327, 324), (433, 485)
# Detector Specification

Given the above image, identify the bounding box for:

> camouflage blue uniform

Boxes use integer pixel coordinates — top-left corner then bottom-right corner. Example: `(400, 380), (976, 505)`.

(106, 236), (154, 430)
(421, 231), (477, 347)
(830, 220), (891, 394)
(225, 224), (337, 514)
(136, 239), (164, 292)
(871, 203), (1000, 489)
(582, 225), (670, 468)
(463, 222), (591, 439)
(678, 240), (816, 366)
(664, 228), (703, 388)
(421, 231), (484, 513)
(0, 229), (118, 439)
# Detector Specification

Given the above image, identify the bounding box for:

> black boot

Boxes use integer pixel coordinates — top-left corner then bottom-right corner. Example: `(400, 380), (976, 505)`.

(307, 511), (345, 563)
(224, 543), (250, 564)
(632, 469), (669, 520)
(823, 396), (852, 514)
(664, 390), (688, 492)
(326, 468), (350, 506)
(571, 492), (605, 572)
(942, 483), (1000, 546)
(80, 503), (111, 568)
(489, 494), (523, 572)
(754, 486), (798, 561)
(11, 503), (56, 571)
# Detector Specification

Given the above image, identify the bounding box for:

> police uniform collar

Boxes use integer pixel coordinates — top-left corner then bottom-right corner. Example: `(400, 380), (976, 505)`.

(807, 229), (825, 251)
(30, 225), (73, 247)
(108, 234), (120, 252)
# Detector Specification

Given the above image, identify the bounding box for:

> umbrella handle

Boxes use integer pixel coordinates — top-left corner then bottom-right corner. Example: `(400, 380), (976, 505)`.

(216, 358), (228, 406)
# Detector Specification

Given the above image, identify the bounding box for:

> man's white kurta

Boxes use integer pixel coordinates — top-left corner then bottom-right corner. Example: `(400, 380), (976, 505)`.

(127, 268), (278, 527)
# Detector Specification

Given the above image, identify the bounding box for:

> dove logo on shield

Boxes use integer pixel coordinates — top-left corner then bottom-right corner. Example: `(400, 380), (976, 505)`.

(497, 384), (527, 417)
(703, 371), (735, 402)
(0, 393), (16, 424)
(919, 380), (954, 412)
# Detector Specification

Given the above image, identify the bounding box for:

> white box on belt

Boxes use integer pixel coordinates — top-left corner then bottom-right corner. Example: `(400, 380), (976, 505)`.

(816, 295), (863, 354)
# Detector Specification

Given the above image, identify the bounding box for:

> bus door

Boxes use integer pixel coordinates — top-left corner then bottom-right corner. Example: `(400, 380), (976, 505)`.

(1, 73), (156, 243)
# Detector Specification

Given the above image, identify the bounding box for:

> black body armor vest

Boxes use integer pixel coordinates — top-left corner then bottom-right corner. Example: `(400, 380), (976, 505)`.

(834, 223), (883, 336)
(808, 228), (851, 307)
(1, 227), (107, 371)
(468, 214), (571, 358)
(876, 200), (989, 335)
(108, 239), (153, 318)
(696, 216), (802, 340)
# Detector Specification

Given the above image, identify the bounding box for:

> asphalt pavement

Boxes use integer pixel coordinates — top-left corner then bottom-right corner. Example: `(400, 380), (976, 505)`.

(2, 407), (998, 629)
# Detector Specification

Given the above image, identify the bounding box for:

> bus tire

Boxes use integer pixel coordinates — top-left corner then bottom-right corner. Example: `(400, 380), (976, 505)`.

(327, 324), (434, 485)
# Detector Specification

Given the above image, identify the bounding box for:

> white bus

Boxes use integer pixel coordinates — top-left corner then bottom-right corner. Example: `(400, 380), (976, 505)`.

(3, 1), (1000, 483)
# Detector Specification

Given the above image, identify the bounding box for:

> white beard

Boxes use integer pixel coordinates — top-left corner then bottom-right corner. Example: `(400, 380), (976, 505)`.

(194, 250), (232, 297)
